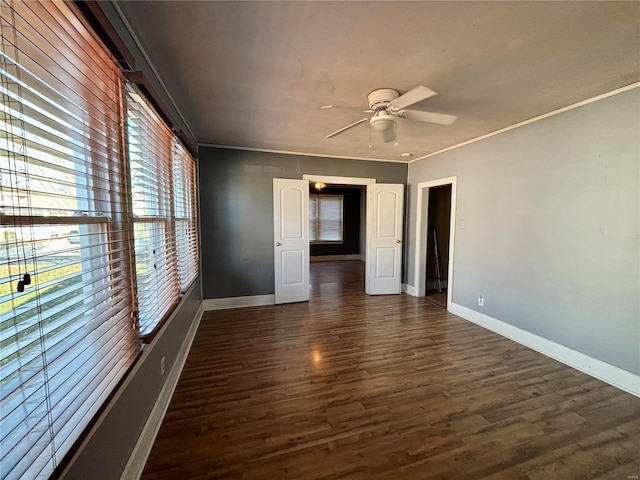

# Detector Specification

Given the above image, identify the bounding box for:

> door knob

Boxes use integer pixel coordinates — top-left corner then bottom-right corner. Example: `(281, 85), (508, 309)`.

(396, 239), (401, 244)
(276, 242), (281, 246)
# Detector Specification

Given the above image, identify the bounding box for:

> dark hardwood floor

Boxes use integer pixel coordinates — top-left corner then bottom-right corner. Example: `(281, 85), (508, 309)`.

(142, 260), (640, 479)
(425, 289), (447, 309)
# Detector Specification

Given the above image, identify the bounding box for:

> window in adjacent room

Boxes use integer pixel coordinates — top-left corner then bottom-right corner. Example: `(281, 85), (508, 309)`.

(309, 195), (343, 243)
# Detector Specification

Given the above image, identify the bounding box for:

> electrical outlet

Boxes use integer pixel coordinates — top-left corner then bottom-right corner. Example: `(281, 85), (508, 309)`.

(160, 356), (166, 375)
(478, 295), (484, 307)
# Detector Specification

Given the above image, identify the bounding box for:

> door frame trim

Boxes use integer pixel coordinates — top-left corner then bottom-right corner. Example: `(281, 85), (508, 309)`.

(302, 174), (376, 186)
(414, 176), (457, 308)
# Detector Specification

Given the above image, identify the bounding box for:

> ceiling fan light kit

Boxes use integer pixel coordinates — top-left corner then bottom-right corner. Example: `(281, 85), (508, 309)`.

(368, 89), (399, 137)
(369, 110), (395, 132)
(326, 85), (457, 145)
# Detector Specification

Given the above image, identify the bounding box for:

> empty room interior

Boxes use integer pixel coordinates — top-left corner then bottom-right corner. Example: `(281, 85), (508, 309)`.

(1, 1), (639, 479)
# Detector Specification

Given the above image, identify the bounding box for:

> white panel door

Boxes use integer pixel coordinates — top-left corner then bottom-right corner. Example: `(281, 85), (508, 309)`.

(366, 184), (404, 295)
(273, 178), (309, 304)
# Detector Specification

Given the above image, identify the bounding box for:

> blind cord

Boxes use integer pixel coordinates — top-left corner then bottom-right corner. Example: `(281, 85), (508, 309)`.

(2, 0), (57, 466)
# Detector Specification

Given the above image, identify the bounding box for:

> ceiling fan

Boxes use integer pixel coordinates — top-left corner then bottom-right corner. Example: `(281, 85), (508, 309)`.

(326, 85), (456, 143)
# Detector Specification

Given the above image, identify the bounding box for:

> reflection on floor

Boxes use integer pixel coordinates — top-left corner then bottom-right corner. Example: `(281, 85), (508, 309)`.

(425, 288), (447, 309)
(310, 259), (364, 298)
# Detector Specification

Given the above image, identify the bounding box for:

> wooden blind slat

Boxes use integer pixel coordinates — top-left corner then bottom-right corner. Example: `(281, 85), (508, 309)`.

(0, 2), (139, 478)
(173, 142), (198, 290)
(126, 82), (181, 337)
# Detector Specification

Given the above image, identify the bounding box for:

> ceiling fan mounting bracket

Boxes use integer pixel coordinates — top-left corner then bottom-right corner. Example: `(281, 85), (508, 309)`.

(368, 88), (400, 111)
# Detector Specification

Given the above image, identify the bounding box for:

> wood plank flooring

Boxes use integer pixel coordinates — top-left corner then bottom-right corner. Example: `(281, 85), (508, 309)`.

(425, 289), (447, 309)
(142, 261), (640, 479)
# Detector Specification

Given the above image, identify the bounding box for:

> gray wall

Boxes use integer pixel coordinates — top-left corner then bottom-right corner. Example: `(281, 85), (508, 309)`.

(199, 148), (407, 299)
(406, 88), (639, 375)
(61, 280), (202, 479)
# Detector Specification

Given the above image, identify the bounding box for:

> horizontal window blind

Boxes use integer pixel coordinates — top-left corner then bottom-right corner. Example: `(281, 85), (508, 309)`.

(0, 1), (139, 479)
(309, 196), (317, 242)
(309, 195), (343, 243)
(125, 82), (180, 336)
(173, 141), (198, 291)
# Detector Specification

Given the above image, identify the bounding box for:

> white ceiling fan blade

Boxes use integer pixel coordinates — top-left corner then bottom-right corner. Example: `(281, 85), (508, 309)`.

(399, 109), (457, 125)
(325, 117), (369, 139)
(388, 85), (437, 111)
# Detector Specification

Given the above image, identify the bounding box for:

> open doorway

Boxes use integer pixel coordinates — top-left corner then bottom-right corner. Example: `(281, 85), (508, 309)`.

(275, 176), (402, 304)
(425, 185), (451, 308)
(302, 175), (375, 299)
(414, 176), (457, 309)
(308, 183), (366, 297)
(281, 174), (403, 300)
(309, 184), (364, 262)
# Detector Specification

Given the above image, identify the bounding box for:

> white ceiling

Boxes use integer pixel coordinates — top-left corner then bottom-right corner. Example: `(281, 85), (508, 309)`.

(115, 1), (640, 162)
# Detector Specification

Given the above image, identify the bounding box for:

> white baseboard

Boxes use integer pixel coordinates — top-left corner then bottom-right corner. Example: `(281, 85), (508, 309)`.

(120, 303), (205, 480)
(448, 302), (640, 397)
(310, 254), (361, 262)
(401, 283), (450, 297)
(403, 283), (417, 296)
(203, 294), (275, 311)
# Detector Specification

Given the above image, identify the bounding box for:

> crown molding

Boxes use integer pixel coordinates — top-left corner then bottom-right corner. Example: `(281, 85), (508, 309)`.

(409, 82), (640, 164)
(198, 144), (409, 164)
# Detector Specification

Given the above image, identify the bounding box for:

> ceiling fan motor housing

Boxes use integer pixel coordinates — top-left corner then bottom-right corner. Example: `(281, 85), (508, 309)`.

(368, 89), (400, 132)
(367, 88), (400, 111)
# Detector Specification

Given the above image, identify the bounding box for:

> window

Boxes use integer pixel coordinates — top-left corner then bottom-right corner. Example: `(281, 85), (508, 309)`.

(125, 83), (180, 337)
(309, 195), (343, 243)
(0, 1), (139, 478)
(1, 3), (200, 477)
(125, 82), (198, 335)
(173, 142), (198, 291)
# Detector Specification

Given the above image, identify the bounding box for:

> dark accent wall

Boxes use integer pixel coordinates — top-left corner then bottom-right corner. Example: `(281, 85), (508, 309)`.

(310, 187), (361, 256)
(199, 147), (407, 299)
